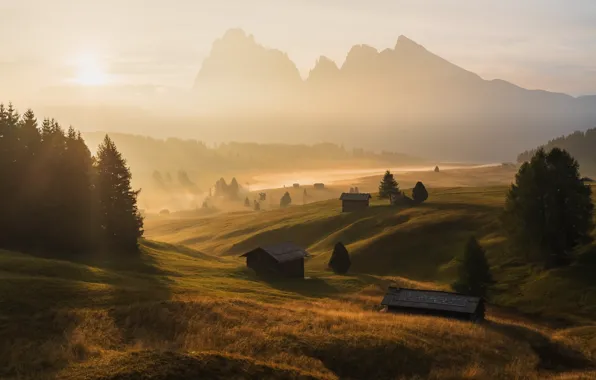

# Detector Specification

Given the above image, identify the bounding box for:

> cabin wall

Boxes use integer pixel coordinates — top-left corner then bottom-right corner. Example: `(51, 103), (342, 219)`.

(279, 258), (305, 278)
(246, 250), (279, 276)
(342, 200), (369, 212)
(386, 306), (479, 321)
(246, 250), (304, 278)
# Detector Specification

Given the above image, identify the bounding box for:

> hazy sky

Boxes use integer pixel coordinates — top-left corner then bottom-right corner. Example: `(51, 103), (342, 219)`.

(1, 0), (595, 98)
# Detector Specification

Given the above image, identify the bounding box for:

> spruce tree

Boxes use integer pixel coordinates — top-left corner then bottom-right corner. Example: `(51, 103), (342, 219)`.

(229, 177), (240, 198)
(0, 104), (20, 246)
(60, 127), (94, 251)
(378, 170), (399, 199)
(453, 237), (492, 297)
(412, 181), (429, 204)
(95, 135), (144, 251)
(328, 242), (351, 274)
(502, 148), (593, 267)
(14, 109), (42, 243)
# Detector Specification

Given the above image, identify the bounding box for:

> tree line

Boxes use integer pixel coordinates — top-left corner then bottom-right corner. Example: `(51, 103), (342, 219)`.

(377, 150), (594, 299)
(0, 104), (143, 254)
(517, 128), (596, 176)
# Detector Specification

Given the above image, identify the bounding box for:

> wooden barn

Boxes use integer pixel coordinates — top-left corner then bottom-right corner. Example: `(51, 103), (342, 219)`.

(240, 243), (309, 278)
(339, 193), (371, 212)
(314, 183), (325, 190)
(381, 287), (485, 322)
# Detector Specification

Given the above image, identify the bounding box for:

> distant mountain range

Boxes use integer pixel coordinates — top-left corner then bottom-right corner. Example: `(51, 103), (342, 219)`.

(191, 29), (596, 161)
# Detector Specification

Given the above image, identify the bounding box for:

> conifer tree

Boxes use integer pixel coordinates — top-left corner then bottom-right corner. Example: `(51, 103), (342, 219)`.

(15, 110), (42, 244)
(378, 170), (399, 199)
(229, 177), (240, 198)
(453, 237), (492, 297)
(502, 148), (593, 267)
(95, 135), (144, 250)
(60, 127), (95, 251)
(328, 242), (351, 274)
(0, 104), (20, 246)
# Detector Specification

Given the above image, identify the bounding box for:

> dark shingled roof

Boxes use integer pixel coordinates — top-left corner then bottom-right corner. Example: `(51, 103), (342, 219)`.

(381, 287), (482, 314)
(339, 193), (372, 201)
(241, 243), (309, 263)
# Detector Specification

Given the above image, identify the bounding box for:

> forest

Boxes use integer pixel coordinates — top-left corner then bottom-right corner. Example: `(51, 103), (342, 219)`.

(518, 127), (596, 176)
(0, 103), (143, 254)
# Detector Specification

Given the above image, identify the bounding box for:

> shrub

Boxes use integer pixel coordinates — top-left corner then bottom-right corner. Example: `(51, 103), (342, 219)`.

(328, 242), (351, 274)
(280, 192), (292, 208)
(412, 182), (429, 204)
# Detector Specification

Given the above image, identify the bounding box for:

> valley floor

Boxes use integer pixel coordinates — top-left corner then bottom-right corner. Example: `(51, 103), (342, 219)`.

(2, 185), (596, 379)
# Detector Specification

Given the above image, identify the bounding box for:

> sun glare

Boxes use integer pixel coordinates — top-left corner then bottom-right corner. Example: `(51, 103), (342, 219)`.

(73, 53), (108, 86)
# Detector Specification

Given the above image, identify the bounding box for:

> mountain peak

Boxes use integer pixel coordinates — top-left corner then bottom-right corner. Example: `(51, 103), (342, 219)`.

(395, 35), (424, 50)
(307, 56), (340, 83)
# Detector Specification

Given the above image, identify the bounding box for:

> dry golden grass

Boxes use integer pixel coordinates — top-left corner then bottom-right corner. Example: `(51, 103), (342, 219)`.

(2, 182), (596, 379)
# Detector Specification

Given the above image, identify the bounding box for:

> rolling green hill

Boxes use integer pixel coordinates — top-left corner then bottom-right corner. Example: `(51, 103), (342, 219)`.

(2, 186), (596, 379)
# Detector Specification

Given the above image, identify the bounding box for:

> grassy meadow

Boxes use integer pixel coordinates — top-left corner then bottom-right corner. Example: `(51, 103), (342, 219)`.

(2, 175), (596, 379)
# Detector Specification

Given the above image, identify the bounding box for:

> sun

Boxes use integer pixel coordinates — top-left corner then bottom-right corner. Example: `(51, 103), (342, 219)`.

(73, 53), (108, 86)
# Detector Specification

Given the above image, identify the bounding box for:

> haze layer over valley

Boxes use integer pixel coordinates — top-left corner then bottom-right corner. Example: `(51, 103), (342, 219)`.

(13, 28), (594, 163)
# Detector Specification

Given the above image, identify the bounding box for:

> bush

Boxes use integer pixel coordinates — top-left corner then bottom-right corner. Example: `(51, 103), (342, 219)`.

(328, 242), (351, 274)
(412, 182), (428, 204)
(280, 192), (292, 208)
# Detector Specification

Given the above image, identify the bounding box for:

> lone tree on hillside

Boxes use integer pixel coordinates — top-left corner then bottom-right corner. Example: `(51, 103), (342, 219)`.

(453, 237), (492, 298)
(280, 191), (292, 208)
(379, 170), (399, 199)
(412, 181), (429, 204)
(328, 242), (351, 274)
(502, 148), (594, 267)
(96, 135), (144, 251)
(434, 166), (440, 173)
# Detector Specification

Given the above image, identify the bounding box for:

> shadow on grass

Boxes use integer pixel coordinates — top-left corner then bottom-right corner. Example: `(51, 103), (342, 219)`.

(0, 243), (174, 379)
(232, 266), (341, 298)
(485, 320), (594, 372)
(304, 338), (432, 379)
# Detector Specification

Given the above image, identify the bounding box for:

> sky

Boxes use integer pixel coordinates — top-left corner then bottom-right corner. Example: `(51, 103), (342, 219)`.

(1, 0), (595, 102)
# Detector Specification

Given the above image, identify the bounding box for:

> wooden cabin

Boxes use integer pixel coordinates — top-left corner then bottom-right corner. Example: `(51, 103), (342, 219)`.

(339, 193), (371, 212)
(240, 242), (309, 278)
(381, 287), (485, 322)
(314, 183), (325, 190)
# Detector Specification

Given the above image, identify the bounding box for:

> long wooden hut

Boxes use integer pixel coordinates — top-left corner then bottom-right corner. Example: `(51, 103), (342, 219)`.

(381, 287), (485, 322)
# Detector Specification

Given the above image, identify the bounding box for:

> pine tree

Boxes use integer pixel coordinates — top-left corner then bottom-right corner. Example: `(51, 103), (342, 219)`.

(60, 127), (95, 251)
(378, 170), (399, 199)
(453, 237), (492, 297)
(502, 148), (594, 267)
(412, 181), (429, 204)
(0, 104), (21, 246)
(95, 135), (144, 251)
(328, 242), (351, 274)
(229, 177), (240, 198)
(280, 191), (292, 208)
(15, 110), (42, 244)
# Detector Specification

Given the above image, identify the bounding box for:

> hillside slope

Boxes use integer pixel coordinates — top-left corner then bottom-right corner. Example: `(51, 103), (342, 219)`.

(2, 186), (596, 379)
